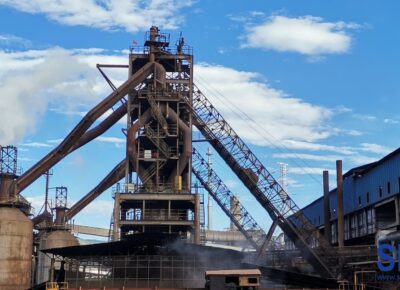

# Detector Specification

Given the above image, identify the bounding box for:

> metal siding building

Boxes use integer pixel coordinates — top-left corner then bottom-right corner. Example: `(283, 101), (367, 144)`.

(297, 148), (400, 245)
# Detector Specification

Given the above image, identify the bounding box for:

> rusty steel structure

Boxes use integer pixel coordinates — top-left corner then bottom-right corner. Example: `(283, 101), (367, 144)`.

(186, 85), (337, 277)
(192, 148), (267, 250)
(0, 26), (347, 288)
(0, 146), (32, 290)
(109, 26), (196, 240)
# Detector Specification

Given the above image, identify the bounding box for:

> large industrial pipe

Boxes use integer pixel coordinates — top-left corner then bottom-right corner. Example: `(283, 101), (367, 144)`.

(70, 103), (128, 152)
(323, 170), (331, 243)
(127, 108), (154, 186)
(66, 159), (126, 220)
(17, 62), (154, 193)
(163, 106), (191, 185)
(336, 160), (344, 248)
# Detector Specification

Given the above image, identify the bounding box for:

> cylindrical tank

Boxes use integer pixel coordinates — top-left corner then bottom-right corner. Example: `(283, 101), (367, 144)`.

(0, 207), (33, 290)
(36, 230), (79, 284)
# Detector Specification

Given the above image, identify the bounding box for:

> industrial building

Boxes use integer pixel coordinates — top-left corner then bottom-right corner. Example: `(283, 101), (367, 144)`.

(0, 26), (398, 290)
(295, 147), (400, 246)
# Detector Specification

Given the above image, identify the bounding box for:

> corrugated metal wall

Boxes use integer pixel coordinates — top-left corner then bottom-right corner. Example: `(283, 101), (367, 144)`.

(299, 150), (400, 228)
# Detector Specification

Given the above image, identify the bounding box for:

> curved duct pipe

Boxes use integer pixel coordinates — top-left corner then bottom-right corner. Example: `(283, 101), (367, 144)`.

(70, 102), (128, 153)
(127, 108), (153, 185)
(161, 105), (191, 184)
(154, 62), (166, 89)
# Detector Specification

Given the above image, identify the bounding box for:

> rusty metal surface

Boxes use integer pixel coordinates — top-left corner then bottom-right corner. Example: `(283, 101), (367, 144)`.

(186, 85), (336, 278)
(0, 207), (33, 290)
(70, 103), (128, 152)
(17, 62), (154, 192)
(192, 148), (266, 250)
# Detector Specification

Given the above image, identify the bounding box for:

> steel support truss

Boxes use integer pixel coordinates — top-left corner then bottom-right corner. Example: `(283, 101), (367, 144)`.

(192, 148), (266, 250)
(186, 84), (336, 278)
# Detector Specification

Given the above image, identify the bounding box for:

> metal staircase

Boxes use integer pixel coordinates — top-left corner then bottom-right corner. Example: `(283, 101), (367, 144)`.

(145, 91), (170, 135)
(192, 148), (266, 250)
(185, 84), (336, 278)
(140, 160), (166, 185)
(144, 124), (175, 158)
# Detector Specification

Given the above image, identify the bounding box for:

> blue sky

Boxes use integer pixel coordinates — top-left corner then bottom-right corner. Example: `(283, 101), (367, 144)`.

(0, 0), (399, 234)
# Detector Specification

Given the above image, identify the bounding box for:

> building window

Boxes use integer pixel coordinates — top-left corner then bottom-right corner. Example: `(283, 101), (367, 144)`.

(358, 211), (366, 236)
(358, 196), (362, 206)
(344, 218), (349, 240)
(379, 186), (383, 198)
(398, 177), (400, 193)
(331, 222), (337, 244)
(388, 182), (391, 194)
(350, 215), (358, 238)
(366, 192), (370, 203)
(366, 208), (375, 234)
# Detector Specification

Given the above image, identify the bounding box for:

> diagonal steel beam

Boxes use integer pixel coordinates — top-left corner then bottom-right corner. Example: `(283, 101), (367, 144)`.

(17, 62), (154, 192)
(66, 159), (126, 221)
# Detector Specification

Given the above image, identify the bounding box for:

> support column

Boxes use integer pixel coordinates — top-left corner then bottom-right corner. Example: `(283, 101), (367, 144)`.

(142, 200), (146, 220)
(336, 160), (344, 248)
(323, 170), (331, 243)
(113, 193), (120, 241)
(256, 220), (278, 262)
(194, 193), (201, 244)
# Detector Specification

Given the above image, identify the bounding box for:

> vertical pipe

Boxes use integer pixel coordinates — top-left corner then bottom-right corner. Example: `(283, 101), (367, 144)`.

(113, 193), (120, 241)
(44, 171), (50, 212)
(194, 193), (201, 244)
(336, 160), (344, 247)
(323, 170), (331, 243)
(125, 54), (133, 185)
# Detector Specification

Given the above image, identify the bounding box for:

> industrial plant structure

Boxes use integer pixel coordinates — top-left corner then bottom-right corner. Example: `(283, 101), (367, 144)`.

(294, 147), (400, 247)
(0, 26), (398, 290)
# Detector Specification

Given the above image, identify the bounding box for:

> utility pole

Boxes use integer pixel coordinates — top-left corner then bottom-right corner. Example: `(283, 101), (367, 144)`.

(43, 170), (53, 213)
(207, 147), (213, 230)
(278, 162), (288, 192)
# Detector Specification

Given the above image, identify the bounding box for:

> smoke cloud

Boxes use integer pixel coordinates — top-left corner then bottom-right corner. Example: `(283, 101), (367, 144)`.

(0, 48), (98, 145)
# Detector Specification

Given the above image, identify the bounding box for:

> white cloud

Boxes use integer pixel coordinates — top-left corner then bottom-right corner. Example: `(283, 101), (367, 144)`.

(345, 129), (363, 136)
(354, 114), (376, 121)
(0, 49), (93, 145)
(195, 64), (332, 146)
(0, 34), (31, 48)
(290, 167), (336, 175)
(0, 47), (127, 145)
(243, 15), (358, 55)
(273, 152), (378, 166)
(95, 136), (125, 143)
(47, 138), (63, 144)
(0, 0), (193, 33)
(360, 143), (392, 155)
(95, 136), (125, 147)
(280, 140), (356, 154)
(20, 142), (52, 148)
(384, 118), (399, 124)
(274, 153), (341, 163)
